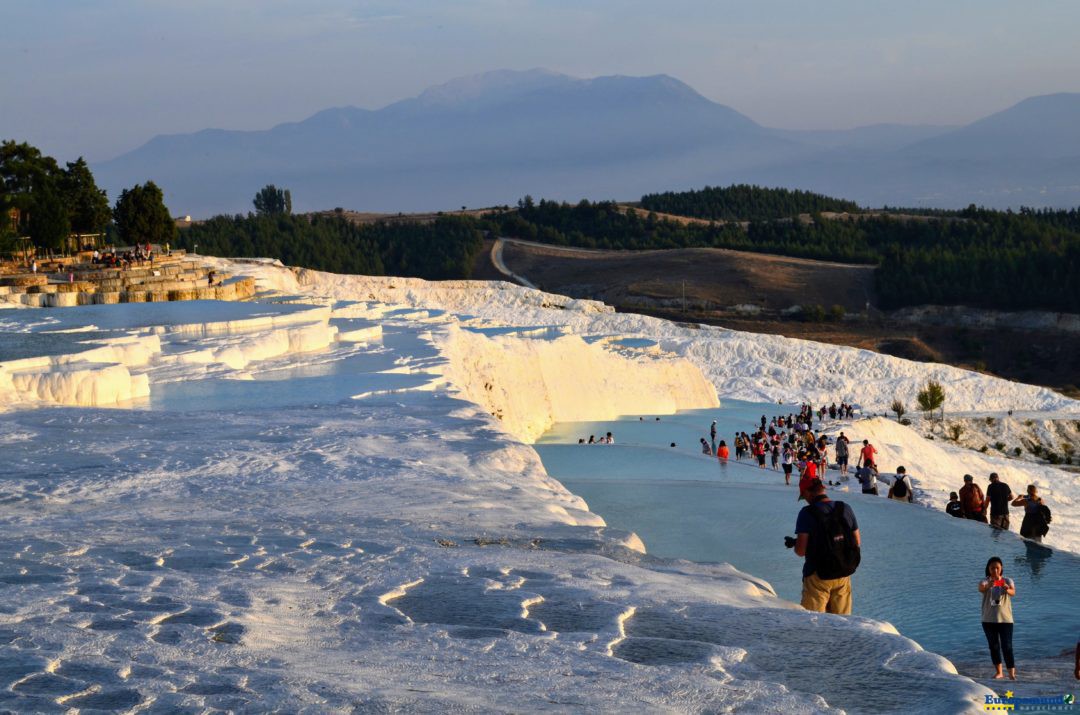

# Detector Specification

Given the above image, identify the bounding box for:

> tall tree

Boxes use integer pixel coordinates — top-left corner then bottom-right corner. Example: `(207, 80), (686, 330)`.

(114, 181), (176, 246)
(0, 140), (63, 238)
(28, 175), (70, 251)
(61, 158), (111, 234)
(253, 184), (292, 216)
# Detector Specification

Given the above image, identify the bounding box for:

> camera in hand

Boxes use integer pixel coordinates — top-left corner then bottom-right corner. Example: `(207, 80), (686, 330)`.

(784, 536), (797, 549)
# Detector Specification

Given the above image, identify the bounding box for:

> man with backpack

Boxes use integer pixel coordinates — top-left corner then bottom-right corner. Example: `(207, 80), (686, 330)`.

(789, 478), (861, 614)
(888, 466), (914, 503)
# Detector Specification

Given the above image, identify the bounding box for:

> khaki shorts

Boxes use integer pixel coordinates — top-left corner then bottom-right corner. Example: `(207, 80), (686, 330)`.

(801, 572), (852, 615)
(990, 514), (1010, 530)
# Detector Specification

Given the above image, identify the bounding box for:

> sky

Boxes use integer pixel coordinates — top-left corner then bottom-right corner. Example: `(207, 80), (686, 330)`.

(3, 0), (1079, 164)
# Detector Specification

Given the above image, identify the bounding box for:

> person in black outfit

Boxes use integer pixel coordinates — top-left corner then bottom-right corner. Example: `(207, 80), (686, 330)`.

(946, 492), (964, 518)
(986, 473), (1014, 531)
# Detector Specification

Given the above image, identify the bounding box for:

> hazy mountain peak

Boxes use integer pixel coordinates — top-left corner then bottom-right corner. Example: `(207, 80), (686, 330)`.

(412, 68), (573, 107)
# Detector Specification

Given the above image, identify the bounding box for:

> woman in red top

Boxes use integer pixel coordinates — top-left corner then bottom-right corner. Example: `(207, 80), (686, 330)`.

(798, 453), (819, 499)
(716, 440), (730, 460)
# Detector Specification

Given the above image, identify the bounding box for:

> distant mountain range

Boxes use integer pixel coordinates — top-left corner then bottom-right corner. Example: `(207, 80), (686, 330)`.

(93, 69), (1080, 216)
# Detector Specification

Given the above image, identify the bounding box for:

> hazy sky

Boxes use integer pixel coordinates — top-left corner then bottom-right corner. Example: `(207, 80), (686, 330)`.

(4, 0), (1079, 163)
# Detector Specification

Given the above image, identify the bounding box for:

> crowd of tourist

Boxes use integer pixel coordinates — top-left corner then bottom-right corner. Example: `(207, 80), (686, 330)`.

(709, 401), (1067, 682)
(90, 242), (155, 269)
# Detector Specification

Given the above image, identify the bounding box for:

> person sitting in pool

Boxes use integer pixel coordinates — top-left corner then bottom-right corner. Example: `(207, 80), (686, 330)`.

(857, 465), (878, 496)
(978, 556), (1017, 680)
(946, 492), (964, 518)
(701, 438), (712, 455)
(587, 435), (595, 444)
(605, 432), (615, 444)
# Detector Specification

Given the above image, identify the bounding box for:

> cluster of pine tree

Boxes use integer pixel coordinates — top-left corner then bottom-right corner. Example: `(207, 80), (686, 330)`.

(176, 213), (485, 281)
(170, 187), (1080, 313)
(639, 184), (860, 221)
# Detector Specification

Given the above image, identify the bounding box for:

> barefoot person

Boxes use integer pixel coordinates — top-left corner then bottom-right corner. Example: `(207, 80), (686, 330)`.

(978, 556), (1016, 680)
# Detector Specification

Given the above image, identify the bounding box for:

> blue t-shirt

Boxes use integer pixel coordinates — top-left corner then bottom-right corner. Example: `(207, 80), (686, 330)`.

(796, 499), (859, 578)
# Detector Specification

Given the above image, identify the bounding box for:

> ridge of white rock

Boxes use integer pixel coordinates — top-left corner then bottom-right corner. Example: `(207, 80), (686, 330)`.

(265, 261), (1077, 414)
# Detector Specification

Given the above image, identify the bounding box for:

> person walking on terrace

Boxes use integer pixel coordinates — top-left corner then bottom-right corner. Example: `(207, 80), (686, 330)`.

(789, 479), (861, 615)
(986, 473), (1014, 531)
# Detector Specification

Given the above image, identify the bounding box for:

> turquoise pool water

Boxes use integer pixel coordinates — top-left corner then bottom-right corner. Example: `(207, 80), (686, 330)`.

(536, 401), (1080, 664)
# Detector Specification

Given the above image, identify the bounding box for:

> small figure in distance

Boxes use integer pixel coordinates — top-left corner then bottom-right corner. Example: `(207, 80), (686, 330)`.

(670, 442), (676, 448)
(587, 435), (595, 444)
(781, 443), (794, 485)
(701, 438), (712, 455)
(959, 474), (988, 522)
(834, 431), (850, 478)
(716, 440), (729, 461)
(986, 473), (1014, 531)
(578, 438), (585, 445)
(857, 439), (878, 476)
(978, 556), (1017, 680)
(798, 450), (819, 499)
(946, 492), (964, 518)
(887, 466), (914, 503)
(1013, 485), (1050, 543)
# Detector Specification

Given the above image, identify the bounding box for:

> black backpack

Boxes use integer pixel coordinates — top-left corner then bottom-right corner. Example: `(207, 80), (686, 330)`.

(1038, 503), (1052, 525)
(807, 502), (861, 579)
(892, 475), (909, 499)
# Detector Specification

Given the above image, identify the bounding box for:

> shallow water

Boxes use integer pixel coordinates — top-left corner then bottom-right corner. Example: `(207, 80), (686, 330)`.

(536, 400), (1080, 663)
